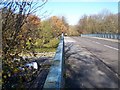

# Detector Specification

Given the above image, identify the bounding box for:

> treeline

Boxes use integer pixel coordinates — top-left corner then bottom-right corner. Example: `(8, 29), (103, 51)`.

(36, 16), (69, 48)
(76, 10), (118, 34)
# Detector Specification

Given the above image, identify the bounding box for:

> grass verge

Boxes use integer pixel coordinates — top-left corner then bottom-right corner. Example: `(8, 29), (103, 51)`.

(34, 48), (56, 53)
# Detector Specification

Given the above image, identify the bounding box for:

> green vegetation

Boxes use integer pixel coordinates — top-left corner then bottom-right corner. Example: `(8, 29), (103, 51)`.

(35, 48), (56, 53)
(43, 38), (59, 48)
(67, 25), (79, 36)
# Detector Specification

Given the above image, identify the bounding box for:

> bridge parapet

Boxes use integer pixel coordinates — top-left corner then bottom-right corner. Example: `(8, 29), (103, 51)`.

(81, 33), (120, 39)
(43, 33), (65, 89)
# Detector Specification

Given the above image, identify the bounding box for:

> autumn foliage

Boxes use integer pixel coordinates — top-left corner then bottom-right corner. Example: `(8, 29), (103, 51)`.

(50, 16), (68, 37)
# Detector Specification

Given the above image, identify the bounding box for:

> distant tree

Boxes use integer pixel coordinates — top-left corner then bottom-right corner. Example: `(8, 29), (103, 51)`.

(61, 16), (69, 33)
(103, 14), (118, 33)
(68, 25), (79, 36)
(40, 19), (53, 45)
(50, 16), (68, 37)
(76, 15), (88, 34)
(76, 9), (118, 34)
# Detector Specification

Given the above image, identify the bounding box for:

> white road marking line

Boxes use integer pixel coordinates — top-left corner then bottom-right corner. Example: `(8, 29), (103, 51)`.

(92, 41), (101, 44)
(95, 42), (101, 44)
(104, 45), (119, 50)
(91, 40), (118, 50)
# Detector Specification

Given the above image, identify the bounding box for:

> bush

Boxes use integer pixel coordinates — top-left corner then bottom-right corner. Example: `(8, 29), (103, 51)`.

(35, 48), (56, 53)
(34, 39), (44, 48)
(43, 38), (59, 48)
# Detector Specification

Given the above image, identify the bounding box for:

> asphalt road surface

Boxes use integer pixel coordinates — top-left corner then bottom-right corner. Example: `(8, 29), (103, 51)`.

(73, 37), (118, 74)
(64, 36), (119, 88)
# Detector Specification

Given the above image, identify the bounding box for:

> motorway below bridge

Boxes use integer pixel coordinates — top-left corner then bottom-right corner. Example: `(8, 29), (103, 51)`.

(64, 36), (119, 88)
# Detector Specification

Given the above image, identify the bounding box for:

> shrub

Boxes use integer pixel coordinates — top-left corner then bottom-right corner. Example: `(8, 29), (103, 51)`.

(34, 39), (44, 48)
(43, 38), (59, 48)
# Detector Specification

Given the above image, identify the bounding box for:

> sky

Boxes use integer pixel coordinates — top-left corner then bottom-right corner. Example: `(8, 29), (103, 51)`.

(37, 0), (119, 25)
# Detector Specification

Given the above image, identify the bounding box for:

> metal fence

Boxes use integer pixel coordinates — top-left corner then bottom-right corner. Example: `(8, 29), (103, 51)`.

(81, 33), (120, 39)
(43, 33), (65, 89)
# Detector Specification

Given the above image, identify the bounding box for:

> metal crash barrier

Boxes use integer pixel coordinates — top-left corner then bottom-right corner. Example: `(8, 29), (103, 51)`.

(43, 33), (65, 89)
(81, 33), (120, 39)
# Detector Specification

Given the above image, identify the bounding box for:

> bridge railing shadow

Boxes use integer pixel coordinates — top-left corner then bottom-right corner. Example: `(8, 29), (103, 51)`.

(64, 41), (119, 89)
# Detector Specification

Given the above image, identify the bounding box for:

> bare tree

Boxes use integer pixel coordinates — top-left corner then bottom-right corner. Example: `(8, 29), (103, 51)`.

(76, 9), (118, 34)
